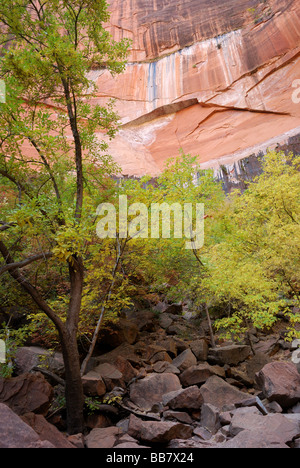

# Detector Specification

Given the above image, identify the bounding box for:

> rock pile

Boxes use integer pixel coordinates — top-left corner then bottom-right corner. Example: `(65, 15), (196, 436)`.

(1, 307), (300, 448)
(78, 357), (300, 449)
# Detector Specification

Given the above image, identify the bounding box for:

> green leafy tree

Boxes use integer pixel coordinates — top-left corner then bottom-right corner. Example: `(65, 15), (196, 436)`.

(116, 151), (225, 345)
(203, 150), (300, 342)
(0, 0), (130, 433)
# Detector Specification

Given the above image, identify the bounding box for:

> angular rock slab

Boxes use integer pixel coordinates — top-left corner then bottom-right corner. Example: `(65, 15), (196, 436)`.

(180, 362), (225, 387)
(85, 426), (123, 449)
(0, 372), (53, 416)
(162, 385), (203, 410)
(200, 376), (249, 410)
(208, 345), (251, 366)
(256, 362), (300, 409)
(172, 349), (197, 372)
(223, 430), (290, 449)
(21, 412), (75, 449)
(82, 370), (106, 397)
(93, 363), (124, 392)
(129, 373), (181, 412)
(0, 403), (54, 448)
(190, 339), (209, 361)
(15, 346), (64, 376)
(229, 407), (300, 446)
(128, 414), (193, 444)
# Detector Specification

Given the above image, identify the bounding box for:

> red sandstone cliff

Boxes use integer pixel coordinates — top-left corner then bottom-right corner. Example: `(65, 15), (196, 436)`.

(90, 0), (300, 176)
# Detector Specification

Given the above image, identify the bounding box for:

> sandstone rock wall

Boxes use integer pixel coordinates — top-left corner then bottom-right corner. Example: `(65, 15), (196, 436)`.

(92, 0), (300, 176)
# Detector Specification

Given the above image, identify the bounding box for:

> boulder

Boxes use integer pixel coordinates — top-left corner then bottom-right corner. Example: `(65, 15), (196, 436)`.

(152, 361), (180, 374)
(145, 344), (172, 364)
(200, 403), (221, 434)
(87, 344), (141, 377)
(264, 400), (283, 414)
(200, 376), (249, 410)
(111, 356), (139, 383)
(172, 338), (189, 354)
(245, 352), (272, 381)
(180, 363), (225, 387)
(154, 302), (183, 316)
(156, 337), (178, 358)
(113, 434), (150, 448)
(172, 349), (197, 372)
(253, 336), (280, 356)
(167, 322), (190, 337)
(85, 413), (112, 429)
(190, 339), (209, 361)
(227, 367), (254, 387)
(92, 363), (124, 392)
(98, 318), (139, 348)
(255, 362), (300, 409)
(129, 373), (182, 412)
(162, 386), (203, 410)
(291, 339), (300, 351)
(85, 426), (123, 449)
(67, 433), (85, 449)
(126, 309), (157, 332)
(234, 396), (268, 416)
(223, 430), (289, 449)
(163, 410), (193, 425)
(0, 403), (55, 448)
(0, 372), (53, 416)
(292, 348), (300, 374)
(159, 314), (173, 330)
(128, 414), (192, 443)
(165, 303), (183, 315)
(82, 370), (106, 397)
(208, 345), (251, 366)
(15, 347), (64, 376)
(21, 413), (75, 448)
(229, 407), (300, 445)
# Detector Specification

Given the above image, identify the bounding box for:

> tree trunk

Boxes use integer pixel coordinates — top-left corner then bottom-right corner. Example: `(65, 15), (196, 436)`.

(60, 328), (84, 435)
(205, 303), (216, 348)
(62, 257), (85, 434)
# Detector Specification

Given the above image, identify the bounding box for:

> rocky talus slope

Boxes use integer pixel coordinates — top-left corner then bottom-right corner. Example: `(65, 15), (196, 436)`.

(0, 304), (300, 448)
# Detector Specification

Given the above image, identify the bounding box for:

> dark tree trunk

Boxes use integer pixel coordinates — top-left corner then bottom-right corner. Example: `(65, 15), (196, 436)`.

(62, 257), (85, 434)
(60, 328), (84, 435)
(0, 240), (85, 434)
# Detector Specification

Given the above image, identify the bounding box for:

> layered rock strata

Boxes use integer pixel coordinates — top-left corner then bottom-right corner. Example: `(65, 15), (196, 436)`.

(90, 0), (300, 176)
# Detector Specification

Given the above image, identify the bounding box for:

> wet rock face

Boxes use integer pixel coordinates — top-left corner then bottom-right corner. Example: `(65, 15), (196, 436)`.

(108, 0), (260, 61)
(90, 0), (300, 177)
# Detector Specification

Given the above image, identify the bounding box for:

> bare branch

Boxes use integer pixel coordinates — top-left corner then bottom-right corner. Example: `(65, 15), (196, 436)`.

(0, 251), (53, 277)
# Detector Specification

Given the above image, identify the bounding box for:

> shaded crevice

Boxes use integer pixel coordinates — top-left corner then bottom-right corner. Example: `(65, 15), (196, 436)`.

(121, 98), (198, 127)
(199, 101), (291, 116)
